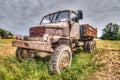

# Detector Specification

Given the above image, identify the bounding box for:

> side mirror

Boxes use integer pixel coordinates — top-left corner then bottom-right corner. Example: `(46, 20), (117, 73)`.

(78, 10), (83, 20)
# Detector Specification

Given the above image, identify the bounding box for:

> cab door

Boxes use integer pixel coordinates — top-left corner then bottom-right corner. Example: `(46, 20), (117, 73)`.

(70, 12), (80, 39)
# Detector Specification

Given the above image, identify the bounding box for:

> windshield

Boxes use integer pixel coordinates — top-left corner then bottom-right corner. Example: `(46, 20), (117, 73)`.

(40, 11), (69, 24)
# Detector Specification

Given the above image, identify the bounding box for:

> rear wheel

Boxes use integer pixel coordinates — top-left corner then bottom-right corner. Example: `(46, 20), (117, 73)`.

(83, 41), (96, 52)
(88, 41), (96, 52)
(83, 41), (89, 51)
(50, 45), (72, 74)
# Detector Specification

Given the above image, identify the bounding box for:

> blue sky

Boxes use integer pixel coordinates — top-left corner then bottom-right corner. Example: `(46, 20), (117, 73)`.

(0, 0), (120, 37)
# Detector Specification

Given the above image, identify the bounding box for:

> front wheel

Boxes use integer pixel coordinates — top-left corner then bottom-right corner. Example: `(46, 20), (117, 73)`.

(50, 45), (72, 74)
(16, 47), (35, 59)
(16, 47), (22, 59)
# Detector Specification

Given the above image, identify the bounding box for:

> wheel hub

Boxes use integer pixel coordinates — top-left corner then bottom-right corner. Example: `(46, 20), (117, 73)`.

(59, 51), (70, 70)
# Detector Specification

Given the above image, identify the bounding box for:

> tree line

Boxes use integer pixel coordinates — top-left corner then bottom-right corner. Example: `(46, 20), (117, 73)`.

(0, 28), (13, 38)
(101, 23), (120, 40)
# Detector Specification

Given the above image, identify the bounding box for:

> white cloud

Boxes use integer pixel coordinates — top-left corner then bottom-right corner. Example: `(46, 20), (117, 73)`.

(0, 0), (120, 37)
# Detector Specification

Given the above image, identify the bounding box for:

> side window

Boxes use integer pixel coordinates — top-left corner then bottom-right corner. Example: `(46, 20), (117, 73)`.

(71, 13), (78, 22)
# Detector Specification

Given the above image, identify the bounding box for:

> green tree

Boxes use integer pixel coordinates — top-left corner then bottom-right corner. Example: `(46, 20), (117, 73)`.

(101, 23), (120, 40)
(0, 28), (13, 38)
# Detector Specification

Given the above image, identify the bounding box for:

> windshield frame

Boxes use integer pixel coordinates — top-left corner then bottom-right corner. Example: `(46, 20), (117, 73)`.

(40, 10), (70, 24)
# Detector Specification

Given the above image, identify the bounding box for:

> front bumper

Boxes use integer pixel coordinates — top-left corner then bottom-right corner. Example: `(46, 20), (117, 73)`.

(12, 40), (53, 52)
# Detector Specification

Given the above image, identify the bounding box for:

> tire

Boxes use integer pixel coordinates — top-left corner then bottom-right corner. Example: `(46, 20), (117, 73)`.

(93, 41), (96, 51)
(83, 41), (89, 51)
(16, 47), (22, 59)
(16, 47), (35, 59)
(88, 41), (93, 52)
(50, 45), (72, 74)
(88, 41), (96, 52)
(83, 41), (96, 52)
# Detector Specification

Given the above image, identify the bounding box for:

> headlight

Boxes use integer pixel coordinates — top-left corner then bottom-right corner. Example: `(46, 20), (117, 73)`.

(47, 36), (54, 42)
(48, 36), (61, 43)
(43, 34), (61, 43)
(43, 34), (49, 41)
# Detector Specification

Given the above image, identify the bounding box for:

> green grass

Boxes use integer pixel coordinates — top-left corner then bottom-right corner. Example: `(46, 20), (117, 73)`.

(0, 39), (13, 43)
(0, 51), (98, 80)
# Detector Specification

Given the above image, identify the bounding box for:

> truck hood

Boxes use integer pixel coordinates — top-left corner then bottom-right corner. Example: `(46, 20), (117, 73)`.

(29, 25), (64, 37)
(30, 22), (69, 37)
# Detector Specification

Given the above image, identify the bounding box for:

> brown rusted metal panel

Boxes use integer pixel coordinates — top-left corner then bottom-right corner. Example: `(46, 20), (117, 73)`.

(30, 27), (45, 37)
(80, 24), (97, 38)
(30, 21), (69, 37)
(12, 40), (53, 52)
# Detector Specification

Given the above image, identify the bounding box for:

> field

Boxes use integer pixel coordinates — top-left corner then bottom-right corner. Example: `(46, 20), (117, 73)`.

(0, 39), (120, 80)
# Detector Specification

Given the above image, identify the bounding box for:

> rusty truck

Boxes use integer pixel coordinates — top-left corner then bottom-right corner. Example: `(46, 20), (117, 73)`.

(12, 10), (97, 73)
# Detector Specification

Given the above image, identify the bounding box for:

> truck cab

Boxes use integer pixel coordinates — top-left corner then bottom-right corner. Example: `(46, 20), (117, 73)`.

(30, 10), (82, 41)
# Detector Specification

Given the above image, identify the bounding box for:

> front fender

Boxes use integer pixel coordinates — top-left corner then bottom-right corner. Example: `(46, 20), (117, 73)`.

(52, 36), (71, 43)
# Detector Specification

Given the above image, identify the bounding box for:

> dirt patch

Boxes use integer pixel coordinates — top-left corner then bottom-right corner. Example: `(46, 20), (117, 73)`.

(89, 49), (120, 80)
